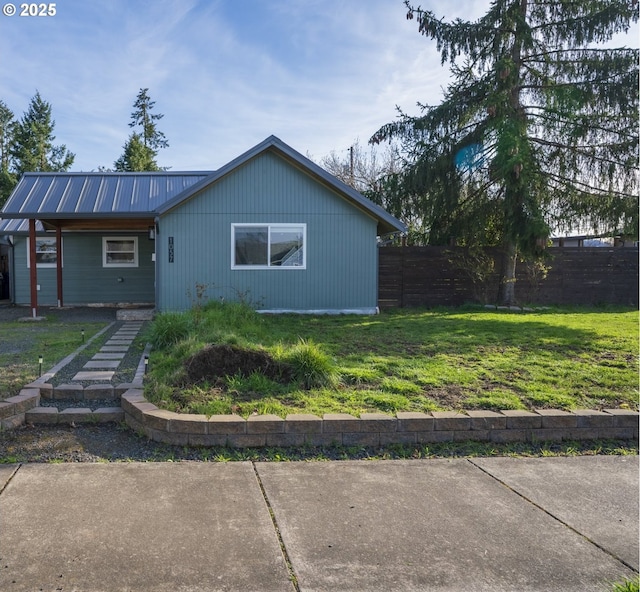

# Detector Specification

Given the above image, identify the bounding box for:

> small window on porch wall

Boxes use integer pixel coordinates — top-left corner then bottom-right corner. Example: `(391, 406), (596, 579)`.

(27, 237), (60, 268)
(232, 224), (306, 269)
(103, 237), (138, 267)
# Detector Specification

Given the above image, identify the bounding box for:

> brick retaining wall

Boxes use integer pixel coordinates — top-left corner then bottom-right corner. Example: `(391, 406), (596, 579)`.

(3, 386), (637, 446)
(121, 389), (639, 448)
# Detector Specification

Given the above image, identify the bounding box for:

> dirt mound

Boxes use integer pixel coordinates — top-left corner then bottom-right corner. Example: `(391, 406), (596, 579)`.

(184, 344), (292, 384)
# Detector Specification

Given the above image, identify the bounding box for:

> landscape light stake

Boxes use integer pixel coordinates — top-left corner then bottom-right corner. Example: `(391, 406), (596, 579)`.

(144, 355), (149, 374)
(81, 329), (85, 343)
(38, 355), (43, 377)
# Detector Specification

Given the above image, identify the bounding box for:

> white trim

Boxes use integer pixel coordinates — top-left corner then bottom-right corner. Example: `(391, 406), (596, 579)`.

(257, 308), (379, 315)
(102, 236), (139, 268)
(26, 236), (62, 269)
(231, 223), (306, 270)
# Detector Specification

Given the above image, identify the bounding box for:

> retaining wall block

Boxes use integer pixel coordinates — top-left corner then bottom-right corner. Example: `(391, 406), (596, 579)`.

(1, 413), (25, 430)
(84, 385), (116, 401)
(126, 401), (159, 424)
(380, 431), (417, 445)
(432, 412), (471, 431)
(396, 412), (434, 432)
(188, 434), (229, 447)
(59, 408), (94, 424)
(93, 407), (125, 422)
(150, 428), (189, 446)
(226, 434), (267, 448)
(323, 413), (360, 433)
(169, 414), (208, 435)
(454, 429), (490, 442)
(466, 410), (507, 430)
(285, 414), (322, 434)
(26, 407), (59, 425)
(603, 409), (639, 429)
(342, 432), (381, 446)
(4, 391), (40, 414)
(490, 429), (529, 443)
(564, 427), (600, 441)
(535, 409), (578, 429)
(359, 413), (397, 433)
(115, 383), (142, 396)
(500, 410), (542, 429)
(303, 433), (343, 447)
(28, 383), (54, 400)
(208, 415), (246, 435)
(530, 429), (565, 442)
(120, 389), (146, 403)
(416, 430), (453, 443)
(0, 401), (14, 420)
(597, 427), (638, 440)
(54, 384), (84, 401)
(266, 433), (306, 447)
(572, 409), (615, 428)
(247, 415), (285, 434)
(144, 409), (178, 431)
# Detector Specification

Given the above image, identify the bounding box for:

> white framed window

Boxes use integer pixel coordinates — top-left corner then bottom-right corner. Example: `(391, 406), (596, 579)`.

(103, 237), (138, 267)
(232, 224), (306, 269)
(27, 237), (61, 268)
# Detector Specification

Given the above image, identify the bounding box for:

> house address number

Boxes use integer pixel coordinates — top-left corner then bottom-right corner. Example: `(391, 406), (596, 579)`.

(168, 236), (174, 263)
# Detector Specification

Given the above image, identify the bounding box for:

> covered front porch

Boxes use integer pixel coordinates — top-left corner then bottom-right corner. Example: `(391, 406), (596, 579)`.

(3, 216), (157, 317)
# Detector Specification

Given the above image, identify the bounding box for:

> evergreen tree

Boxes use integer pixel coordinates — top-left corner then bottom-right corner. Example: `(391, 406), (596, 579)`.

(114, 133), (160, 172)
(11, 91), (75, 175)
(373, 0), (639, 304)
(115, 88), (168, 171)
(0, 100), (17, 208)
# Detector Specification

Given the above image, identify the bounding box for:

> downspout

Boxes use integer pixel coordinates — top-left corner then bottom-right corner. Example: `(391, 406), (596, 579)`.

(154, 216), (160, 312)
(28, 219), (38, 318)
(56, 224), (63, 308)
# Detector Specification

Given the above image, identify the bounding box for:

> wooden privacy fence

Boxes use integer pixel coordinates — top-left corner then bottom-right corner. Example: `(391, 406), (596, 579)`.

(378, 246), (639, 308)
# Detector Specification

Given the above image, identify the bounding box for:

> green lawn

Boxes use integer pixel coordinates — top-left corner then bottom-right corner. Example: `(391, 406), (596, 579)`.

(0, 317), (107, 400)
(144, 303), (639, 418)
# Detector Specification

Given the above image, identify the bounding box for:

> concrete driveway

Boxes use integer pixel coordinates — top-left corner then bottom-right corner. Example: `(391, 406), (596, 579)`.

(0, 455), (637, 592)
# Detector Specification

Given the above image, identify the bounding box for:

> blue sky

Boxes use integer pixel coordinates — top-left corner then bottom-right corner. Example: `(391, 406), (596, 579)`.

(0, 1), (636, 172)
(0, 0), (491, 171)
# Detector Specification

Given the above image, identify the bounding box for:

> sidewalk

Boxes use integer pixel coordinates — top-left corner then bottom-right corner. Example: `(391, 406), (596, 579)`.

(0, 455), (637, 591)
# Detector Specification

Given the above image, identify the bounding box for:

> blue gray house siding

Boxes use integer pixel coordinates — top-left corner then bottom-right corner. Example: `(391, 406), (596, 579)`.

(12, 232), (154, 306)
(157, 151), (379, 312)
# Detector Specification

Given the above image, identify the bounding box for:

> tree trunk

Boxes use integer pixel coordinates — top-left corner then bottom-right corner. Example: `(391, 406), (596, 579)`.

(498, 241), (518, 305)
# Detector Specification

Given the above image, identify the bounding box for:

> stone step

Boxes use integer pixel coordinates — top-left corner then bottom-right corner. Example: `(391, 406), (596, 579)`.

(26, 406), (124, 425)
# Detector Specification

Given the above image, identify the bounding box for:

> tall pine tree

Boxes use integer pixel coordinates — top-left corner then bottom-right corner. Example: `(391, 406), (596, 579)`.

(0, 100), (17, 208)
(11, 91), (75, 175)
(373, 0), (639, 304)
(114, 88), (168, 171)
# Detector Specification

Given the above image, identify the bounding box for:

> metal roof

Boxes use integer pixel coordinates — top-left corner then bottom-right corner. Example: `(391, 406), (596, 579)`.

(0, 136), (406, 236)
(157, 136), (407, 235)
(0, 171), (212, 219)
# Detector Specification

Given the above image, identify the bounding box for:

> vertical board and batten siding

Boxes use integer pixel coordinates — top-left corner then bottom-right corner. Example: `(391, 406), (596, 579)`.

(158, 151), (379, 312)
(12, 232), (154, 305)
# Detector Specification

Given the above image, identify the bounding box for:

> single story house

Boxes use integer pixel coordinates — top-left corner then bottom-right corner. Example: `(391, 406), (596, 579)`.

(0, 136), (406, 316)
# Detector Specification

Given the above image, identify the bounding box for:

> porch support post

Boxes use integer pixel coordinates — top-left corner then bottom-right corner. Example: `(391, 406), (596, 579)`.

(28, 218), (38, 318)
(56, 224), (63, 307)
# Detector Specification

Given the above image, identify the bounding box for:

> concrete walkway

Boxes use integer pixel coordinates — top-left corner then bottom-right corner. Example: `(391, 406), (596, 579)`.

(0, 455), (637, 591)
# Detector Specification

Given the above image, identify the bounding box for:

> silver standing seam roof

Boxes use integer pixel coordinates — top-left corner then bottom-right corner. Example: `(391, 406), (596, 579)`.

(0, 136), (406, 236)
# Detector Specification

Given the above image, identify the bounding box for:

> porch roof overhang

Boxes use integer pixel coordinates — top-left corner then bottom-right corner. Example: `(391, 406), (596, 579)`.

(0, 214), (156, 234)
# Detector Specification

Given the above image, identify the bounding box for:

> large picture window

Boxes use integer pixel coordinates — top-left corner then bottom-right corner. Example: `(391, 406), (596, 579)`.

(27, 237), (60, 268)
(232, 224), (306, 269)
(103, 237), (138, 267)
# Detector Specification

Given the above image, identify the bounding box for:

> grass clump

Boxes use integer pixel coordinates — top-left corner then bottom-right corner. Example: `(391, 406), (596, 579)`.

(276, 339), (340, 389)
(611, 577), (639, 592)
(147, 312), (192, 349)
